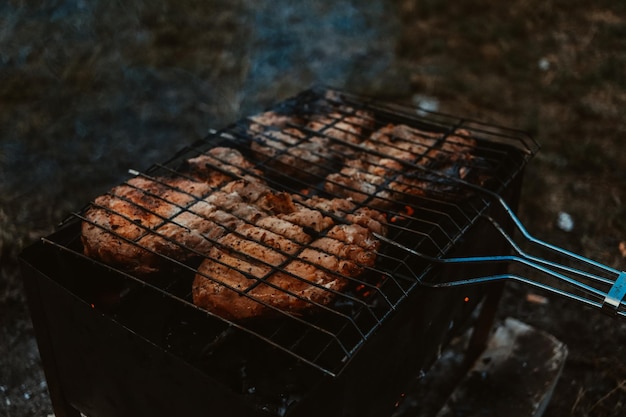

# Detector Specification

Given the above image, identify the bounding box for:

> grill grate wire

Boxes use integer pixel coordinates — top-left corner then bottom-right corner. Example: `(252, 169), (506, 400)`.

(49, 86), (538, 377)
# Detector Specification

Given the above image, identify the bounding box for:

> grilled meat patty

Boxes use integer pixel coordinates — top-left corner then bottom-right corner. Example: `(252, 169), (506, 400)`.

(192, 193), (384, 320)
(249, 121), (334, 180)
(325, 125), (477, 207)
(81, 147), (267, 275)
(305, 109), (375, 155)
(389, 129), (477, 199)
(248, 106), (375, 181)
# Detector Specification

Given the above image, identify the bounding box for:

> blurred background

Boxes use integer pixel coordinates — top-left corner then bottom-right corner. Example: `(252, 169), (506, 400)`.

(1, 0), (625, 416)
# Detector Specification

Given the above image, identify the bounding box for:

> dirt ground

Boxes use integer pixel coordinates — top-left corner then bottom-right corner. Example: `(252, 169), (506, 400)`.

(1, 1), (625, 416)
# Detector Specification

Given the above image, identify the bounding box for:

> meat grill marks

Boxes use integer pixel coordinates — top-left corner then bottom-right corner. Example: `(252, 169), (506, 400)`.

(81, 143), (388, 319)
(242, 94), (481, 209)
(192, 197), (383, 320)
(81, 147), (268, 275)
(191, 185), (387, 320)
(246, 102), (376, 182)
(79, 89), (495, 322)
(324, 124), (479, 207)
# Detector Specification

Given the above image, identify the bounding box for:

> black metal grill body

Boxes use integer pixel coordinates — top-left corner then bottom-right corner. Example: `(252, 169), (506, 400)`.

(20, 87), (534, 417)
(21, 215), (510, 417)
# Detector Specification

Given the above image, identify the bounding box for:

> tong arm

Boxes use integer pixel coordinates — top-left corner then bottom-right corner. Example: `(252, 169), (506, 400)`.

(373, 199), (626, 318)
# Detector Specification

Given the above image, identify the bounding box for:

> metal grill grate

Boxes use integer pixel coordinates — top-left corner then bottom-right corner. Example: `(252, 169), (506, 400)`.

(45, 87), (538, 378)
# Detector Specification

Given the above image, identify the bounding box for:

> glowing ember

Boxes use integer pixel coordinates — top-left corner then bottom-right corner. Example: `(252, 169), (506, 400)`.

(390, 205), (415, 223)
(394, 392), (406, 408)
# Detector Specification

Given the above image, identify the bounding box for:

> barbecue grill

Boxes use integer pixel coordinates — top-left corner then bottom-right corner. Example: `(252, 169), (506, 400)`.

(20, 87), (623, 417)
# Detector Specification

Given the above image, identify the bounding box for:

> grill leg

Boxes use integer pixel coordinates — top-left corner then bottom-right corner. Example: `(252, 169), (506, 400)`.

(21, 261), (82, 417)
(465, 282), (505, 364)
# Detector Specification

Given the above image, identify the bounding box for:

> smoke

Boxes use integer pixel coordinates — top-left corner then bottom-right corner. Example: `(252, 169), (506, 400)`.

(0, 0), (404, 238)
(239, 0), (402, 113)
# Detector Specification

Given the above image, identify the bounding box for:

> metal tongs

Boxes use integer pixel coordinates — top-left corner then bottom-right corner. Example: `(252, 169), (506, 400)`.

(374, 194), (626, 319)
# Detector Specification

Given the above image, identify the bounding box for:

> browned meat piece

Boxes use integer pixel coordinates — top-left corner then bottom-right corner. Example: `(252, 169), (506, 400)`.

(306, 109), (375, 148)
(255, 216), (312, 244)
(325, 167), (385, 204)
(277, 203), (335, 233)
(81, 148), (268, 275)
(325, 126), (479, 206)
(305, 109), (375, 161)
(130, 180), (274, 269)
(193, 246), (350, 320)
(389, 168), (469, 200)
(318, 225), (379, 266)
(192, 195), (384, 320)
(362, 124), (442, 163)
(249, 117), (336, 180)
(81, 174), (199, 274)
(250, 106), (375, 146)
(249, 111), (305, 129)
(205, 180), (272, 222)
(248, 107), (376, 180)
(250, 126), (334, 179)
(298, 195), (388, 236)
(419, 129), (476, 167)
(324, 158), (402, 207)
(181, 147), (263, 189)
(390, 129), (478, 199)
(259, 189), (293, 211)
